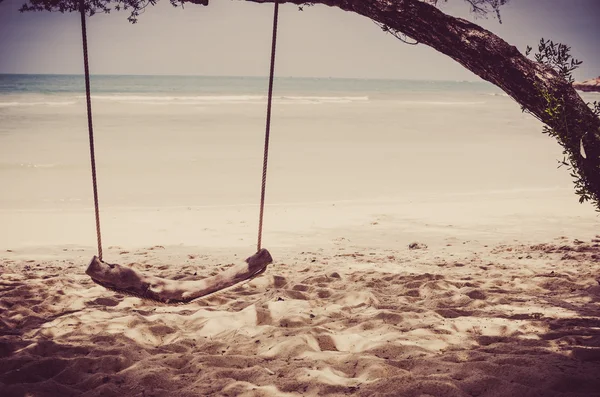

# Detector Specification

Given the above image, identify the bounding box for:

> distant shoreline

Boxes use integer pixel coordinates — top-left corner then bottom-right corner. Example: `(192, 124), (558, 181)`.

(0, 73), (485, 84)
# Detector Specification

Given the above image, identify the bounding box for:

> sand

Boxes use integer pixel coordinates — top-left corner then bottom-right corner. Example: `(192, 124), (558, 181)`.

(1, 191), (600, 397)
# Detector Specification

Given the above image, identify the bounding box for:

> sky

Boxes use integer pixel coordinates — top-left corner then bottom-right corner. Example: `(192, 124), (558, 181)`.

(0, 0), (599, 81)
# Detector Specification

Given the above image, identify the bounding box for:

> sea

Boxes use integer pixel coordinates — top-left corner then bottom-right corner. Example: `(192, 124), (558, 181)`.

(1, 74), (599, 213)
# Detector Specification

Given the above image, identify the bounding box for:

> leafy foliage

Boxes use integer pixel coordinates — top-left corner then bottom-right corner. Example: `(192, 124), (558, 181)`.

(525, 39), (600, 210)
(525, 39), (582, 83)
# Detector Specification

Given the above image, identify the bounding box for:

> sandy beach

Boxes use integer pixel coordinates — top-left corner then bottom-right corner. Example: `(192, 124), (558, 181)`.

(2, 189), (600, 396)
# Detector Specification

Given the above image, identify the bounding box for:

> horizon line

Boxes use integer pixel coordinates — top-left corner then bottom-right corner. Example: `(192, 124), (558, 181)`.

(0, 72), (486, 83)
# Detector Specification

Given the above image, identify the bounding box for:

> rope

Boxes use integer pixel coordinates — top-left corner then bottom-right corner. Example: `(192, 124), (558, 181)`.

(79, 0), (103, 261)
(257, 0), (280, 252)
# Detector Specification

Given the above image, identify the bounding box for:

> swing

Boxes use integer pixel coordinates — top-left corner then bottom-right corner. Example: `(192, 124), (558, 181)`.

(79, 0), (280, 304)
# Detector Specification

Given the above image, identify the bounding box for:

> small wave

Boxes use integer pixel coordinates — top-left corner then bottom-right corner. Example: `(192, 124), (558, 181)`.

(81, 95), (264, 103)
(74, 94), (370, 105)
(280, 96), (369, 104)
(0, 162), (70, 172)
(77, 95), (266, 104)
(393, 100), (486, 106)
(0, 101), (77, 108)
(20, 163), (59, 169)
(1, 162), (59, 169)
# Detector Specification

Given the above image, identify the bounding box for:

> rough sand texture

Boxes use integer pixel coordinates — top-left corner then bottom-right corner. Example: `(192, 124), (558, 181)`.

(2, 236), (600, 397)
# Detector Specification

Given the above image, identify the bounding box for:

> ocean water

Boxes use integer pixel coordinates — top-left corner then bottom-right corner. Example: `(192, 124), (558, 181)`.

(1, 74), (598, 212)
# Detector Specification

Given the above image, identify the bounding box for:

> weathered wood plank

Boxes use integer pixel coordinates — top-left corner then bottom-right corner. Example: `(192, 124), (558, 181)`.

(86, 249), (273, 304)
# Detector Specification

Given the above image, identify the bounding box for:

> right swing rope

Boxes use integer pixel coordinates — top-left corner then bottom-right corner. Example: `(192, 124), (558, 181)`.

(256, 0), (280, 253)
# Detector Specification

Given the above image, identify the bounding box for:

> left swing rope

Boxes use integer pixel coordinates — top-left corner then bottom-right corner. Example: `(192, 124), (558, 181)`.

(256, 0), (280, 253)
(79, 0), (103, 261)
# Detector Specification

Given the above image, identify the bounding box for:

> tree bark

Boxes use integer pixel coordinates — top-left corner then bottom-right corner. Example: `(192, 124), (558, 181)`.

(234, 0), (600, 208)
(86, 249), (273, 303)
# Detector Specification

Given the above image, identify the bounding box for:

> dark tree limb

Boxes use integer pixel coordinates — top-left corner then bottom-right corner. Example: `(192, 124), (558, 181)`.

(86, 249), (273, 303)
